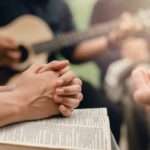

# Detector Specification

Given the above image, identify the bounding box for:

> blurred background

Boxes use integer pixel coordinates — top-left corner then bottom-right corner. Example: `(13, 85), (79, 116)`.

(65, 0), (100, 87)
(65, 1), (150, 150)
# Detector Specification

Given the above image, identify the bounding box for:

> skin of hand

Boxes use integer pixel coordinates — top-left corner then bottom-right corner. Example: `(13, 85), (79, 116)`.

(0, 85), (16, 92)
(109, 12), (144, 43)
(0, 36), (21, 67)
(0, 60), (83, 127)
(132, 68), (150, 111)
(0, 63), (59, 127)
(10, 64), (61, 121)
(121, 37), (150, 61)
(39, 60), (83, 117)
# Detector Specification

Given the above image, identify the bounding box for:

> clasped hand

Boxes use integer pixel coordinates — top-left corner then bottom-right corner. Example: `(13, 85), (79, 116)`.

(1, 60), (83, 126)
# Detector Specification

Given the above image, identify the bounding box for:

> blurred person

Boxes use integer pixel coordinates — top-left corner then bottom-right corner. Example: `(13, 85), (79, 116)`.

(84, 0), (150, 146)
(57, 0), (150, 143)
(91, 0), (150, 82)
(131, 67), (150, 150)
(0, 60), (83, 127)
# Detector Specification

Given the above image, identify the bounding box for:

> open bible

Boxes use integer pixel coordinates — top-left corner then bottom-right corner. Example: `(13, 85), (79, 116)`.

(0, 108), (111, 150)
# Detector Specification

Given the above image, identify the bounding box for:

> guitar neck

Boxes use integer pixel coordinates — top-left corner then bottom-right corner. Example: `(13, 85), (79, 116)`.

(32, 9), (150, 54)
(32, 19), (119, 54)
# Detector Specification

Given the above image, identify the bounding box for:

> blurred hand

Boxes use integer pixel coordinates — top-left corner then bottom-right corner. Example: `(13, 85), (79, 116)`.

(121, 37), (150, 61)
(109, 12), (144, 43)
(0, 36), (21, 67)
(132, 68), (150, 111)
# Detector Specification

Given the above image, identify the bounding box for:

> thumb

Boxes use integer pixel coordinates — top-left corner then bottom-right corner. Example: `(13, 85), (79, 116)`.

(38, 60), (69, 73)
(27, 64), (45, 74)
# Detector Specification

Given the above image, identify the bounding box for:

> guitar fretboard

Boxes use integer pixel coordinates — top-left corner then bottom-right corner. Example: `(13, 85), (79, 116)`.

(32, 18), (119, 54)
(32, 9), (150, 54)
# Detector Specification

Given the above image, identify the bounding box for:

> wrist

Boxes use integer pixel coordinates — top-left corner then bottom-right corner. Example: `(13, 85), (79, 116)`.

(0, 84), (16, 92)
(0, 91), (23, 127)
(96, 36), (109, 53)
(9, 89), (30, 122)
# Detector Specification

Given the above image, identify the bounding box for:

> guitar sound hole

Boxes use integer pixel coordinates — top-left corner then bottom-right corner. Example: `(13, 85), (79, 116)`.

(18, 45), (29, 62)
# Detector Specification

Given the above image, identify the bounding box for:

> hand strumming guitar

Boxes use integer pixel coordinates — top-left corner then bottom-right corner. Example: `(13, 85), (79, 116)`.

(0, 36), (21, 67)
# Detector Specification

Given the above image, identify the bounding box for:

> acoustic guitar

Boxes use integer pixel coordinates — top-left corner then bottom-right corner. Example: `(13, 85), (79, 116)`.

(0, 9), (150, 84)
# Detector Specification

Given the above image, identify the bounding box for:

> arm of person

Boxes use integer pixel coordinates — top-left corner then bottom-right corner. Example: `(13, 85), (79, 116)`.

(0, 91), (22, 127)
(72, 36), (109, 61)
(0, 64), (60, 127)
(0, 85), (15, 92)
(65, 13), (144, 62)
(0, 61), (83, 127)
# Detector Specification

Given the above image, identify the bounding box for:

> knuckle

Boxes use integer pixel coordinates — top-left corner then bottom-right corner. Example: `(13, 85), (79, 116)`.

(77, 93), (83, 101)
(72, 99), (79, 106)
(64, 111), (71, 117)
(74, 78), (82, 85)
(61, 66), (70, 74)
(76, 85), (81, 92)
(74, 100), (80, 107)
(64, 98), (70, 104)
(69, 70), (76, 77)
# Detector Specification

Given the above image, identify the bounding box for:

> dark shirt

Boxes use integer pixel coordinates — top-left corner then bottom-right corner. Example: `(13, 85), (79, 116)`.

(0, 0), (76, 61)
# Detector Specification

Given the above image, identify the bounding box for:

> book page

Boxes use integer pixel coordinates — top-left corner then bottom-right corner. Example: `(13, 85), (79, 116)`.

(0, 108), (111, 150)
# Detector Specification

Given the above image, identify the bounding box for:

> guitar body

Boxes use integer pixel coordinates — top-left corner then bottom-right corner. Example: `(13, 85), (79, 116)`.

(0, 15), (54, 84)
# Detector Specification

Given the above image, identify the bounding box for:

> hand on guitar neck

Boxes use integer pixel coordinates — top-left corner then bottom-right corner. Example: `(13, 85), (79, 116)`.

(108, 12), (144, 44)
(73, 12), (145, 61)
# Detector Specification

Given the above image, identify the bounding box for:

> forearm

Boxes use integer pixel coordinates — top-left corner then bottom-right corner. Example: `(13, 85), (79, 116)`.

(0, 92), (21, 127)
(73, 36), (108, 61)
